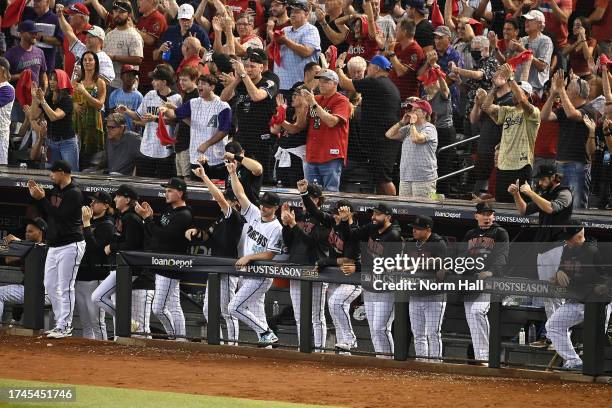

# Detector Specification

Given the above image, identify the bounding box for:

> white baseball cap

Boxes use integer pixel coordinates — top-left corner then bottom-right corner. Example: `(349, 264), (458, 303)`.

(523, 10), (545, 24)
(177, 3), (195, 20)
(517, 81), (533, 95)
(86, 25), (105, 41)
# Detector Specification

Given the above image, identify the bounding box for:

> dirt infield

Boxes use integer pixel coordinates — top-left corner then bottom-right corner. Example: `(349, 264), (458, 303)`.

(0, 335), (610, 408)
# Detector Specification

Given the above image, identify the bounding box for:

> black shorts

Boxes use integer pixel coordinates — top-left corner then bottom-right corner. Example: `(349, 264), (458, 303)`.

(369, 138), (401, 183)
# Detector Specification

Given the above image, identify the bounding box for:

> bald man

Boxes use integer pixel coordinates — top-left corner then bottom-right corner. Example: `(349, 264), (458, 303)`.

(176, 37), (202, 80)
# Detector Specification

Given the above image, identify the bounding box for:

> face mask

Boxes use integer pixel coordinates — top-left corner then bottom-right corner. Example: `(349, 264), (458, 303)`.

(470, 50), (482, 61)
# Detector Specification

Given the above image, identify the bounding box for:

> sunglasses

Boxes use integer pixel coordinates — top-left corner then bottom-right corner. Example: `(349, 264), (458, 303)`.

(106, 124), (121, 129)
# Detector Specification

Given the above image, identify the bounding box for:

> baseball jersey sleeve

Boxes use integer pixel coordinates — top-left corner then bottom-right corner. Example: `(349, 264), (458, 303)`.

(175, 100), (192, 120)
(69, 40), (87, 60)
(495, 105), (511, 126)
(218, 107), (232, 132)
(0, 86), (15, 108)
(329, 95), (350, 124)
(266, 223), (284, 254)
(242, 202), (262, 224)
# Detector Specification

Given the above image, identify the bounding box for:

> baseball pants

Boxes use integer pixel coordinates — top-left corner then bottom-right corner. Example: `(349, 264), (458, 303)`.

(152, 274), (186, 339)
(327, 284), (362, 348)
(203, 274), (239, 344)
(75, 280), (107, 340)
(132, 289), (154, 338)
(0, 285), (50, 325)
(228, 277), (273, 337)
(44, 241), (86, 330)
(290, 280), (328, 350)
(409, 294), (446, 360)
(364, 290), (395, 358)
(464, 293), (490, 361)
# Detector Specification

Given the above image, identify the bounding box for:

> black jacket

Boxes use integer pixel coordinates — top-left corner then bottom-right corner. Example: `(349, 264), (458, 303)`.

(462, 223), (509, 276)
(77, 215), (115, 281)
(559, 239), (606, 302)
(282, 211), (331, 266)
(404, 233), (448, 275)
(526, 185), (573, 244)
(109, 208), (145, 264)
(338, 220), (402, 269)
(39, 182), (84, 247)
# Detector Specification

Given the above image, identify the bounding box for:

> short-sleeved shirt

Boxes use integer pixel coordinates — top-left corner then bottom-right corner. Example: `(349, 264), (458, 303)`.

(315, 16), (349, 55)
(108, 88), (143, 131)
(0, 82), (15, 142)
(376, 15), (396, 42)
(590, 0), (611, 43)
(514, 34), (553, 93)
(428, 92), (453, 129)
(554, 106), (590, 163)
(539, 0), (574, 47)
(346, 31), (380, 62)
(69, 40), (115, 84)
(414, 19), (434, 50)
(241, 203), (283, 257)
(399, 122), (438, 181)
(106, 131), (142, 175)
(437, 46), (464, 113)
(233, 76), (278, 147)
(226, 0), (265, 29)
(568, 38), (597, 75)
(306, 92), (351, 164)
(136, 10), (168, 87)
(103, 27), (144, 89)
(389, 40), (424, 100)
(45, 93), (75, 141)
(63, 24), (91, 78)
(4, 44), (47, 85)
(21, 8), (64, 72)
(496, 105), (541, 170)
(159, 23), (211, 71)
(274, 23), (321, 90)
(137, 90), (182, 158)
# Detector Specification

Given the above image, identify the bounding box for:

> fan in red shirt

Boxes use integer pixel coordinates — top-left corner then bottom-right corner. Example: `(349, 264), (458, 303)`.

(61, 3), (92, 78)
(136, 0), (168, 93)
(301, 69), (351, 192)
(337, 14), (382, 62)
(226, 0), (266, 31)
(387, 19), (424, 100)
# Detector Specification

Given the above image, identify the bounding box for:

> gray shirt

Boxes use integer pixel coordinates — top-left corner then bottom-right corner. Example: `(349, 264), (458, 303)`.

(514, 33), (553, 93)
(428, 92), (453, 129)
(399, 122), (438, 182)
(105, 131), (142, 175)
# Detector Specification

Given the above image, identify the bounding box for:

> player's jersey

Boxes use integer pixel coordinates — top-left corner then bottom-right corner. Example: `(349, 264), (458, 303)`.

(241, 203), (283, 257)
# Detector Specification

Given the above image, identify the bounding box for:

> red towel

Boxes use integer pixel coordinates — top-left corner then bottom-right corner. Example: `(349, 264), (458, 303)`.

(507, 50), (534, 70)
(15, 69), (32, 107)
(156, 113), (176, 146)
(467, 18), (484, 36)
(600, 54), (612, 67)
(417, 66), (446, 87)
(269, 105), (286, 127)
(1, 0), (27, 28)
(53, 69), (73, 93)
(327, 45), (338, 70)
(359, 15), (369, 38)
(431, 0), (444, 28)
(268, 30), (284, 67)
(452, 0), (459, 16)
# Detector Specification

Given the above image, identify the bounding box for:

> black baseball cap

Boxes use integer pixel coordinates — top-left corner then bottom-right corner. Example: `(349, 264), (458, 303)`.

(534, 164), (557, 179)
(212, 51), (233, 74)
(114, 184), (139, 200)
(476, 202), (495, 214)
(225, 141), (243, 155)
(334, 199), (353, 213)
(560, 220), (584, 240)
(225, 188), (237, 202)
(161, 177), (187, 193)
(23, 217), (47, 233)
(90, 191), (113, 205)
(50, 160), (72, 174)
(113, 0), (132, 13)
(372, 202), (392, 215)
(307, 183), (323, 198)
(260, 191), (280, 207)
(411, 215), (433, 230)
(246, 47), (267, 64)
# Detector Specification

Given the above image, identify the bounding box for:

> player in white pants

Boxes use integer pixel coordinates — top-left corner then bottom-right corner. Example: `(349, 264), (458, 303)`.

(290, 281), (328, 350)
(202, 275), (239, 343)
(226, 162), (283, 346)
(327, 283), (362, 350)
(131, 289), (154, 337)
(464, 293), (491, 361)
(28, 161), (86, 339)
(151, 275), (186, 339)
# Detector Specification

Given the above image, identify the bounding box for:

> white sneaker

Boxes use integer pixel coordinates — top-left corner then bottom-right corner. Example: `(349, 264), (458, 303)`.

(46, 327), (72, 339)
(258, 331), (278, 346)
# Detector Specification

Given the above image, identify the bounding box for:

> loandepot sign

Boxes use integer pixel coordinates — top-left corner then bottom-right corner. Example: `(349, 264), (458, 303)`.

(151, 257), (194, 269)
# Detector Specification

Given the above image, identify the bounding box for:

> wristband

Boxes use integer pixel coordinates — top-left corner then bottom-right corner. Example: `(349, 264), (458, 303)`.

(310, 103), (318, 110)
(234, 154), (244, 162)
(387, 52), (396, 59)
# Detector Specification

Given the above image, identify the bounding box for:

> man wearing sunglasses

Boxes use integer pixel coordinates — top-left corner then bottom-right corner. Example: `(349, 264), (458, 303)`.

(101, 113), (142, 175)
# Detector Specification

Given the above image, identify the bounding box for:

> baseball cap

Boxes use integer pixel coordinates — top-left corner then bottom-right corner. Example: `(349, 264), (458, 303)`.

(161, 177), (187, 193)
(149, 65), (175, 85)
(225, 141), (243, 155)
(65, 3), (90, 16)
(434, 25), (452, 38)
(315, 69), (339, 83)
(120, 64), (138, 75)
(372, 202), (392, 215)
(475, 202), (495, 214)
(177, 3), (195, 19)
(534, 164), (557, 179)
(246, 47), (267, 64)
(18, 20), (41, 34)
(523, 9), (545, 24)
(23, 217), (48, 233)
(90, 191), (113, 205)
(289, 0), (309, 12)
(225, 188), (237, 202)
(560, 220), (584, 241)
(517, 81), (533, 96)
(406, 0), (427, 14)
(112, 1), (132, 13)
(411, 215), (433, 230)
(260, 191), (281, 207)
(369, 55), (392, 71)
(306, 183), (323, 198)
(114, 184), (139, 200)
(212, 52), (234, 74)
(271, 0), (288, 4)
(50, 160), (72, 174)
(409, 99), (432, 115)
(86, 26), (105, 41)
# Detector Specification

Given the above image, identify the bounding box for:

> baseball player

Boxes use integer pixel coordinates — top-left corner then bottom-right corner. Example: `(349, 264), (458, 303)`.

(226, 162), (283, 346)
(75, 191), (115, 340)
(300, 183), (361, 353)
(404, 215), (448, 361)
(461, 202), (509, 364)
(0, 218), (49, 326)
(188, 164), (243, 344)
(282, 181), (331, 351)
(91, 185), (151, 337)
(28, 160), (86, 339)
(337, 203), (402, 358)
(136, 177), (193, 340)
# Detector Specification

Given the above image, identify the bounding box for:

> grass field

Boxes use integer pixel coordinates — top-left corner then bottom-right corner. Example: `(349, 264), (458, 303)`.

(0, 379), (335, 408)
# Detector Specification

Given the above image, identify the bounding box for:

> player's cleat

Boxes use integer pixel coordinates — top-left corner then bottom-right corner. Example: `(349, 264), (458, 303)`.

(334, 342), (352, 352)
(353, 305), (366, 321)
(561, 360), (583, 371)
(46, 326), (73, 339)
(258, 331), (278, 346)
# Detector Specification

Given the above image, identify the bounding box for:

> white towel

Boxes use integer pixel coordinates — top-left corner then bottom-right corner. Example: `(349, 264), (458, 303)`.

(274, 145), (306, 168)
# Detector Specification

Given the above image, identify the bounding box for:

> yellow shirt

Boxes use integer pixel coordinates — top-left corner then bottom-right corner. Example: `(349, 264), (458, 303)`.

(496, 105), (541, 171)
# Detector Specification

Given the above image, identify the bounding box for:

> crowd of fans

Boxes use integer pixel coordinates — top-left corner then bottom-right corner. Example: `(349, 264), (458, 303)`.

(0, 0), (610, 208)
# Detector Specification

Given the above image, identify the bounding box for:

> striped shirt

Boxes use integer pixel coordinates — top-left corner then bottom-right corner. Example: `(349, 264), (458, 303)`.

(274, 23), (320, 90)
(137, 90), (182, 159)
(175, 95), (232, 165)
(0, 82), (15, 165)
(69, 40), (115, 84)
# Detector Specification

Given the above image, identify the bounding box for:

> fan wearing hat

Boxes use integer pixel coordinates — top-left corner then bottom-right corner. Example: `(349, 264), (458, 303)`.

(108, 64), (143, 131)
(135, 0), (168, 93)
(482, 63), (540, 203)
(540, 69), (593, 209)
(3, 20), (48, 89)
(0, 217), (48, 327)
(27, 160), (86, 339)
(226, 161), (283, 346)
(386, 98), (438, 198)
(337, 202), (402, 358)
(296, 179), (361, 353)
(406, 0), (434, 52)
(335, 52), (401, 196)
(187, 164), (243, 344)
(404, 215), (448, 361)
(21, 0), (64, 72)
(545, 220), (608, 370)
(460, 202), (509, 363)
(133, 177), (193, 340)
(281, 180), (331, 351)
(74, 191), (115, 340)
(56, 3), (91, 78)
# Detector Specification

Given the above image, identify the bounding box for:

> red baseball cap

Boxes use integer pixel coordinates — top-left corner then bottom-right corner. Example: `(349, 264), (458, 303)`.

(121, 64), (138, 74)
(409, 99), (432, 115)
(65, 3), (90, 16)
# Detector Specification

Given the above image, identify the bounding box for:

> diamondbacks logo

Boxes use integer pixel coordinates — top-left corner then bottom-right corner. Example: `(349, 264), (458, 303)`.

(246, 225), (269, 248)
(206, 114), (219, 128)
(151, 257), (193, 269)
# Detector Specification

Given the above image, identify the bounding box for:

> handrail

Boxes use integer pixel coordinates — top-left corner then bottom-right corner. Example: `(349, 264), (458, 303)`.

(436, 165), (474, 182)
(437, 135), (480, 153)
